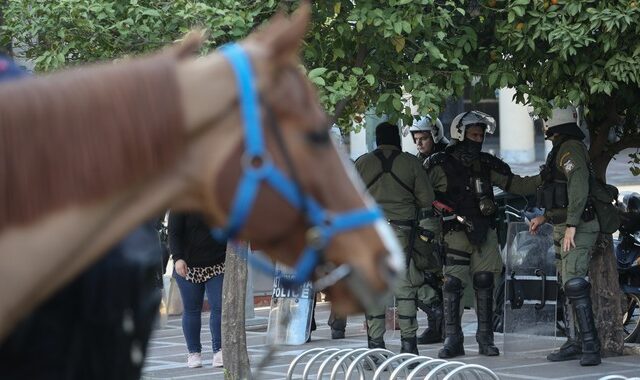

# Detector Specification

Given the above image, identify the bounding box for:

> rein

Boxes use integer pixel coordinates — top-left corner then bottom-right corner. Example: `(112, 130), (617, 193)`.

(214, 44), (383, 286)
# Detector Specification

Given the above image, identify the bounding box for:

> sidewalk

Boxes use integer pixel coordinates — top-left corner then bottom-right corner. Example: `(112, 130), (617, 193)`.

(142, 302), (640, 380)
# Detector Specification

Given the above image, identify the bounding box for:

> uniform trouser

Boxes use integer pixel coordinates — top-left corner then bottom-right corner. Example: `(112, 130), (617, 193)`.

(366, 224), (422, 340)
(414, 235), (442, 308)
(553, 221), (599, 282)
(415, 217), (443, 310)
(442, 229), (503, 314)
(552, 221), (599, 338)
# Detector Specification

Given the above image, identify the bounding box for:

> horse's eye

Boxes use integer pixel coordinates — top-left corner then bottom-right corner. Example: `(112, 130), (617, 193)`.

(305, 129), (330, 146)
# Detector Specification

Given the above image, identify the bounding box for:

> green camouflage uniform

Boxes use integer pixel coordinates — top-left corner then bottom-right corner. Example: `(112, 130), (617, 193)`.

(544, 139), (599, 280)
(427, 157), (539, 293)
(355, 145), (435, 340)
(494, 138), (598, 281)
(415, 153), (444, 324)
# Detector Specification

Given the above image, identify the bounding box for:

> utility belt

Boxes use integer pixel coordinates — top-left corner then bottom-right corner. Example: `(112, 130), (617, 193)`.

(388, 219), (415, 228)
(545, 200), (596, 224)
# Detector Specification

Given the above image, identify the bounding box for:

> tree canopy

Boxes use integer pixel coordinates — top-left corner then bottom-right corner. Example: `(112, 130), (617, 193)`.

(473, 0), (640, 177)
(2, 0), (639, 175)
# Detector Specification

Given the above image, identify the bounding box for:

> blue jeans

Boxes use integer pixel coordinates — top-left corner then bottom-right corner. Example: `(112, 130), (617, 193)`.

(174, 271), (224, 353)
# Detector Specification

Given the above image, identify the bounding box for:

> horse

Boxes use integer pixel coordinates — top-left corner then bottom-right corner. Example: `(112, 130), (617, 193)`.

(0, 3), (403, 343)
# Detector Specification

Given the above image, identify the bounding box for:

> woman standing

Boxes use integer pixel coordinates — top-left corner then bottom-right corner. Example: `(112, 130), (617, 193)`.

(168, 212), (226, 368)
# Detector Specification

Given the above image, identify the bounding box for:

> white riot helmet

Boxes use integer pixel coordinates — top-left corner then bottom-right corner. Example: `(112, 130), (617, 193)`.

(406, 116), (449, 144)
(449, 110), (496, 142)
(542, 105), (585, 139)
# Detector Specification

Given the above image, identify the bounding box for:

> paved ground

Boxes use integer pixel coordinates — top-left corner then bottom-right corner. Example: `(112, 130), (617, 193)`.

(142, 302), (640, 380)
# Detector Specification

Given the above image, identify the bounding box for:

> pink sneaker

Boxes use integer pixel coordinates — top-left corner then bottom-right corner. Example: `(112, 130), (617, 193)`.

(187, 352), (202, 368)
(212, 350), (224, 368)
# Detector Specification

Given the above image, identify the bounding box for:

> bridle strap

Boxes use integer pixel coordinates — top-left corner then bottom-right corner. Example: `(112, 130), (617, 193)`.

(215, 43), (383, 284)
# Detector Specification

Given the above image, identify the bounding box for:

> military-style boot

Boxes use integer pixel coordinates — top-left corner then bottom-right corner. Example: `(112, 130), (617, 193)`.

(401, 336), (419, 369)
(565, 278), (601, 366)
(367, 336), (386, 349)
(400, 336), (419, 355)
(438, 275), (465, 359)
(328, 310), (346, 339)
(474, 272), (500, 356)
(547, 294), (582, 362)
(417, 302), (444, 344)
(364, 336), (386, 370)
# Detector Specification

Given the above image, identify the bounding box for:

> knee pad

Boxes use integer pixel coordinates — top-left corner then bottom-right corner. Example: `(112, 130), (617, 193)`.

(443, 275), (462, 292)
(473, 271), (494, 290)
(564, 277), (590, 298)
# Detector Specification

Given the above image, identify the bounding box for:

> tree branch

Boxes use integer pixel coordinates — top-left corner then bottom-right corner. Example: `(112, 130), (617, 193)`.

(610, 135), (640, 155)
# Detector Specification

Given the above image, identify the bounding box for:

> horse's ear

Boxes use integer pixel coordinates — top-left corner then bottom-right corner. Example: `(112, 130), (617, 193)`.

(170, 30), (206, 59)
(259, 1), (311, 62)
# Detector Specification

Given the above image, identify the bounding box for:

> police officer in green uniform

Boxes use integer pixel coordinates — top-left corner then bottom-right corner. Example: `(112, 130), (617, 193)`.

(355, 121), (435, 355)
(528, 106), (601, 366)
(424, 111), (540, 359)
(405, 116), (450, 344)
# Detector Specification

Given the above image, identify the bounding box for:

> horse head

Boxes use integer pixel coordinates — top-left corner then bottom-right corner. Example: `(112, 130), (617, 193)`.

(179, 3), (404, 313)
(0, 3), (403, 339)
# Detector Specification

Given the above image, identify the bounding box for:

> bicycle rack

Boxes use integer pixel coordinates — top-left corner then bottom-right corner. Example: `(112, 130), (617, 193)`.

(286, 348), (500, 379)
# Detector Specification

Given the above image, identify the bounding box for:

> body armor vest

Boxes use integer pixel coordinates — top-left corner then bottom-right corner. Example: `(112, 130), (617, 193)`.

(537, 137), (596, 224)
(537, 139), (571, 210)
(436, 153), (497, 245)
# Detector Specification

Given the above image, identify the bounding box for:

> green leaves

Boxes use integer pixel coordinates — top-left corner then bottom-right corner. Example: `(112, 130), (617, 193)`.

(2, 0), (271, 71)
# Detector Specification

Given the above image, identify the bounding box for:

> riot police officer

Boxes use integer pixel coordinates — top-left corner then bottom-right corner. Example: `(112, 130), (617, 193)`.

(407, 116), (450, 160)
(424, 111), (539, 359)
(528, 106), (601, 366)
(405, 116), (450, 344)
(355, 121), (435, 356)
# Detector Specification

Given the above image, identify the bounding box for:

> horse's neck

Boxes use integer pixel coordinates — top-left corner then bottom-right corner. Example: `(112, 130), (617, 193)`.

(0, 171), (187, 341)
(0, 65), (248, 339)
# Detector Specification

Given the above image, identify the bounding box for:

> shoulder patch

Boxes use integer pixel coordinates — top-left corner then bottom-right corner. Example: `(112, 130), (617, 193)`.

(562, 158), (576, 174)
(479, 152), (512, 175)
(423, 152), (447, 172)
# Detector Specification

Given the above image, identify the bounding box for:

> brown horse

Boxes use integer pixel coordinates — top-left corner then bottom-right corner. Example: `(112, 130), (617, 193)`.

(0, 3), (403, 341)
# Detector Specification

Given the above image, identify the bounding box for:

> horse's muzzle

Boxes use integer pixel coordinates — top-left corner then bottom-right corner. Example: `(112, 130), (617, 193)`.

(343, 219), (404, 311)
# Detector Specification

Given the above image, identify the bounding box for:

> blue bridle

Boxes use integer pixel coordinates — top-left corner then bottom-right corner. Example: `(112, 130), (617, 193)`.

(213, 44), (383, 285)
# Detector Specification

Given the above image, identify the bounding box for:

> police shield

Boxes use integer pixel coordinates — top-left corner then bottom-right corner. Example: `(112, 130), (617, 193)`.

(503, 222), (559, 354)
(266, 265), (314, 345)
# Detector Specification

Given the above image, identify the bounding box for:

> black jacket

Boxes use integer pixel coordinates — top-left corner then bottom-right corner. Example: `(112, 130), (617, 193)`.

(168, 212), (227, 268)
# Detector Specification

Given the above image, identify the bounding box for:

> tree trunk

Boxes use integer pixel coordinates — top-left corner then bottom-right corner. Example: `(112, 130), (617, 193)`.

(586, 113), (624, 355)
(222, 241), (252, 380)
(589, 234), (624, 356)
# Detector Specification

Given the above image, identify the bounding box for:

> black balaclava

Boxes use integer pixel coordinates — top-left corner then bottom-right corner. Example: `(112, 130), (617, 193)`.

(456, 124), (485, 164)
(546, 122), (586, 143)
(375, 122), (401, 149)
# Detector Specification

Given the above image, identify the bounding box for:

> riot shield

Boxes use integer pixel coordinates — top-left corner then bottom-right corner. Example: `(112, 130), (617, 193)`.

(266, 265), (314, 345)
(503, 222), (559, 355)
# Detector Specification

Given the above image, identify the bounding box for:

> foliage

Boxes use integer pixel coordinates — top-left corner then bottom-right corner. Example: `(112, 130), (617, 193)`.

(0, 1), (276, 69)
(471, 0), (640, 176)
(302, 1), (476, 127)
(3, 0), (640, 174)
(1, 0), (478, 129)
